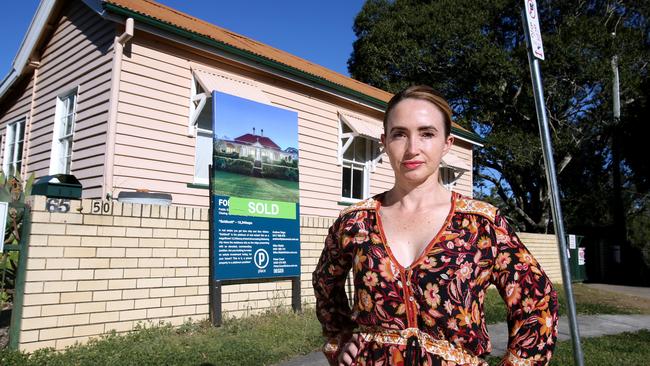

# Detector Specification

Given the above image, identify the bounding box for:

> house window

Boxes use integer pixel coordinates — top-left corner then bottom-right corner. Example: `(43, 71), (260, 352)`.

(49, 90), (78, 174)
(340, 119), (377, 201)
(188, 66), (273, 185)
(440, 166), (457, 190)
(439, 152), (470, 191)
(2, 118), (26, 176)
(190, 76), (212, 184)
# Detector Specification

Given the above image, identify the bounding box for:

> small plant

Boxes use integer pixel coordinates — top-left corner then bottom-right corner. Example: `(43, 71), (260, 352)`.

(0, 171), (34, 310)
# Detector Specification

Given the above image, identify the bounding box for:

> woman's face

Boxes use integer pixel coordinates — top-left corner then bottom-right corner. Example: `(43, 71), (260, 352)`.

(381, 98), (454, 186)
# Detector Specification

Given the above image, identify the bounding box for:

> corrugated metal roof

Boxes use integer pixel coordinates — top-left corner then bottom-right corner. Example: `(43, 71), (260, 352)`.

(102, 0), (477, 139)
(442, 152), (471, 171)
(192, 65), (270, 105)
(339, 112), (383, 141)
(104, 0), (392, 103)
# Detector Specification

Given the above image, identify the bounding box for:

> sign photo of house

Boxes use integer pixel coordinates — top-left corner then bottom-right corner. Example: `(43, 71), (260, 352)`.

(210, 91), (299, 203)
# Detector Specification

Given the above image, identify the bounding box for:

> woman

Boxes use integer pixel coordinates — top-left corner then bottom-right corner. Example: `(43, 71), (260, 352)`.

(313, 86), (558, 366)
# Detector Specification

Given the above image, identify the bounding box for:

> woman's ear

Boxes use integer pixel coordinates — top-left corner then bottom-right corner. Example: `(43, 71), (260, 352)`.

(442, 135), (454, 155)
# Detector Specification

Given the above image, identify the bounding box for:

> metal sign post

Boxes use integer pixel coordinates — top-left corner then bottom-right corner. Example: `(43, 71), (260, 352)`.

(521, 1), (584, 365)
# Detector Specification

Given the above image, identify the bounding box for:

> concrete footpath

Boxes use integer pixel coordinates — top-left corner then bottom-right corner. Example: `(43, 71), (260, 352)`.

(276, 314), (650, 366)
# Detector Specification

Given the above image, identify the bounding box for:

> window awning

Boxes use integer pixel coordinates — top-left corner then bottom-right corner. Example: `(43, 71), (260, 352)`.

(441, 151), (471, 172)
(338, 112), (383, 141)
(190, 63), (270, 105)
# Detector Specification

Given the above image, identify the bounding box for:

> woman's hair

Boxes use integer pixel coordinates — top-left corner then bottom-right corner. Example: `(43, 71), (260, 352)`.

(383, 85), (452, 137)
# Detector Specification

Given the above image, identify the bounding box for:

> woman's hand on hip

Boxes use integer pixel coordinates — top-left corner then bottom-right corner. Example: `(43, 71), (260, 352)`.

(338, 334), (361, 366)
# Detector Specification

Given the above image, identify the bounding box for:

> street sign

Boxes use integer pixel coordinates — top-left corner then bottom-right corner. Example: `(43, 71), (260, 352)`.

(522, 2), (584, 364)
(524, 0), (545, 60)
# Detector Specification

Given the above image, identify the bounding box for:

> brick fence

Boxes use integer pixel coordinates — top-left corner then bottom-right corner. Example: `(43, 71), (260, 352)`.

(18, 196), (559, 351)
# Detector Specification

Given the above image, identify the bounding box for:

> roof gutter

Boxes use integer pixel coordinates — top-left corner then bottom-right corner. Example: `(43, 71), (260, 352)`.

(102, 3), (484, 145)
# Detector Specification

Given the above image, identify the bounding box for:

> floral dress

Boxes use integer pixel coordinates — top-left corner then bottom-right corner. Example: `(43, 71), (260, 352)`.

(312, 192), (558, 366)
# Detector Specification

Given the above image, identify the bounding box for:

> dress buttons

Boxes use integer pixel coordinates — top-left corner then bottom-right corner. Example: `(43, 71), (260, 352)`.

(409, 296), (414, 302)
(406, 281), (411, 286)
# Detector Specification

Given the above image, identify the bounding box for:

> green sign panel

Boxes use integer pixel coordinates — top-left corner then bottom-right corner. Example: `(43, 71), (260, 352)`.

(228, 197), (297, 220)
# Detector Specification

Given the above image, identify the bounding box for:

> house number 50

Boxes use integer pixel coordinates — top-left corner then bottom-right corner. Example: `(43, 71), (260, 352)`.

(91, 201), (112, 214)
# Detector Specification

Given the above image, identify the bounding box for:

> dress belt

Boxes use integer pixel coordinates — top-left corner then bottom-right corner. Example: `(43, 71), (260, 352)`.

(357, 327), (488, 366)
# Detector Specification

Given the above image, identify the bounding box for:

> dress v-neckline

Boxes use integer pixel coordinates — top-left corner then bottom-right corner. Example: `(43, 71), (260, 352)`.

(375, 191), (458, 271)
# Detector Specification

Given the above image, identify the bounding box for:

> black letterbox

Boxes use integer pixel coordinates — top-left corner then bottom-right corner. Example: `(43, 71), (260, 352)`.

(32, 174), (82, 199)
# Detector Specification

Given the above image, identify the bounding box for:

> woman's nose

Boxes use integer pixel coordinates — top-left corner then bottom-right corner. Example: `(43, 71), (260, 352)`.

(406, 136), (419, 155)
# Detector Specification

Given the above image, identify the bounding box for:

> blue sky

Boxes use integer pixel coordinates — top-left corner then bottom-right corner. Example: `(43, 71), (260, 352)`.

(0, 0), (365, 80)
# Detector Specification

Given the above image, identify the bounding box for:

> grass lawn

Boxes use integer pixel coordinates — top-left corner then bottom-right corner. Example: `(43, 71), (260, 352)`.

(212, 170), (299, 203)
(486, 330), (650, 366)
(0, 311), (324, 366)
(482, 282), (650, 324)
(1, 284), (648, 365)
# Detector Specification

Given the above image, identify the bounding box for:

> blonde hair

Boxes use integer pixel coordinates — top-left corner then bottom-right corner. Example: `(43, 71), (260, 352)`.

(383, 85), (453, 137)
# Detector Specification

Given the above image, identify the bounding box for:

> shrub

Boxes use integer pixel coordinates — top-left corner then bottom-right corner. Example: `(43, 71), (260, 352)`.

(214, 150), (239, 159)
(213, 157), (255, 176)
(226, 159), (254, 175)
(261, 164), (298, 181)
(0, 171), (34, 309)
(276, 159), (298, 168)
(214, 156), (228, 171)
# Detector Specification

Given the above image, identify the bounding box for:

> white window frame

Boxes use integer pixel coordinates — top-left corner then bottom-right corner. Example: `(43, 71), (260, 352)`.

(339, 117), (374, 202)
(439, 166), (456, 190)
(194, 128), (212, 185)
(188, 73), (208, 137)
(190, 75), (212, 185)
(2, 116), (27, 177)
(49, 87), (79, 175)
(439, 161), (468, 191)
(188, 67), (274, 185)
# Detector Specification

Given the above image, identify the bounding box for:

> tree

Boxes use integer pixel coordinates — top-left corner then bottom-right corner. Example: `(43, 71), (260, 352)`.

(619, 74), (650, 269)
(349, 0), (649, 233)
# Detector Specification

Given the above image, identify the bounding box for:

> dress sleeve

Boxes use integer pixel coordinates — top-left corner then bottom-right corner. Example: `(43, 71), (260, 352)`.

(312, 215), (356, 365)
(490, 211), (559, 366)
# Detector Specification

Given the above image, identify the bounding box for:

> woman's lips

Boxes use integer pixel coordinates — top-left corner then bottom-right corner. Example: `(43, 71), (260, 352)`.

(402, 161), (424, 169)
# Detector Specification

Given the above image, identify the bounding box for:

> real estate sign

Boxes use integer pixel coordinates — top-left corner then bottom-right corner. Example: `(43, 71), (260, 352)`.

(211, 91), (300, 281)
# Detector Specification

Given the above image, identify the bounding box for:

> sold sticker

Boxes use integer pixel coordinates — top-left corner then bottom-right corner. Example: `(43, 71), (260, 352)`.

(228, 197), (296, 220)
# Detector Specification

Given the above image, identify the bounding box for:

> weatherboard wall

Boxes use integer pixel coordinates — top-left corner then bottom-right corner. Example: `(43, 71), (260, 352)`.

(1, 2), (473, 209)
(0, 2), (116, 198)
(0, 75), (34, 176)
(112, 32), (473, 216)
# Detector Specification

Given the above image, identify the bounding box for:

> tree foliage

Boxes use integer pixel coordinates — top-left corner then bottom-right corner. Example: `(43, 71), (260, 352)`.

(349, 0), (649, 234)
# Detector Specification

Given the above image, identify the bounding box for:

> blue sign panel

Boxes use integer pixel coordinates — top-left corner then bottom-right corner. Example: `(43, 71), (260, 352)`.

(211, 91), (300, 281)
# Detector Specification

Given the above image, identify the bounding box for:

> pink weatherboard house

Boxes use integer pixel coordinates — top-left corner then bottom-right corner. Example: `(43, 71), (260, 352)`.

(0, 0), (489, 352)
(0, 0), (480, 213)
